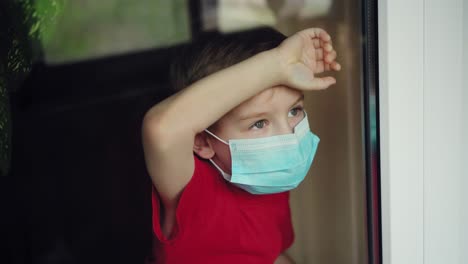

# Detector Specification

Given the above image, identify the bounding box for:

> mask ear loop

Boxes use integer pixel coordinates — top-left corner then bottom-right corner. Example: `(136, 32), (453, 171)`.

(204, 129), (229, 145)
(207, 159), (232, 181)
(203, 129), (232, 180)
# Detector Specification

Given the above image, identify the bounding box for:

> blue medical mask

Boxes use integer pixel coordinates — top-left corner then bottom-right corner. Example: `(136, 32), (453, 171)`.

(204, 114), (320, 194)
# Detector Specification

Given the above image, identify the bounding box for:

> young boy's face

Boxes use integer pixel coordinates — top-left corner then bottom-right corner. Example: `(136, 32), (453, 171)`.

(208, 86), (305, 174)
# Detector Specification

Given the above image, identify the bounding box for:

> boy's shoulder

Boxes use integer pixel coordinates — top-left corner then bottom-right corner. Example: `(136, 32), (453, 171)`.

(191, 154), (224, 188)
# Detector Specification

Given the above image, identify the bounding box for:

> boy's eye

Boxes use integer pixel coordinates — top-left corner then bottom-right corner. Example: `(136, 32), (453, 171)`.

(250, 120), (267, 129)
(288, 107), (303, 117)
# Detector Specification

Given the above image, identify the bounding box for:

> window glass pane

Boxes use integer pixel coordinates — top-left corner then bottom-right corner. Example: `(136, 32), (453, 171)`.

(43, 0), (190, 63)
(5, 1), (381, 263)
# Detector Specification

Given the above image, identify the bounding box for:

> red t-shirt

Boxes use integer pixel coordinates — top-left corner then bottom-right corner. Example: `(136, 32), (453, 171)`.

(151, 155), (294, 264)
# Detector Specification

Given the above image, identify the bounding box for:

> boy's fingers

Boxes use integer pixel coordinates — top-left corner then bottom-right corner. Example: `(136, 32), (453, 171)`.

(325, 50), (337, 63)
(301, 28), (331, 42)
(317, 60), (341, 72)
(315, 61), (325, 73)
(315, 48), (323, 60)
(312, 39), (320, 49)
(309, 76), (336, 90)
(331, 61), (341, 71)
(317, 29), (331, 42)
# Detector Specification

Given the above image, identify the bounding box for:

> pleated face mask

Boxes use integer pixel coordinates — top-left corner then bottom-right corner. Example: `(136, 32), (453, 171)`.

(204, 113), (319, 195)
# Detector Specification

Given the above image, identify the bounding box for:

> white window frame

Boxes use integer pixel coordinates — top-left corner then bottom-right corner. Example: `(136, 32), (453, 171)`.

(378, 0), (466, 264)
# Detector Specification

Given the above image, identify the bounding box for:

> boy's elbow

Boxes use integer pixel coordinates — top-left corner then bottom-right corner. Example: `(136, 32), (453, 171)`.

(142, 112), (172, 148)
(142, 110), (193, 150)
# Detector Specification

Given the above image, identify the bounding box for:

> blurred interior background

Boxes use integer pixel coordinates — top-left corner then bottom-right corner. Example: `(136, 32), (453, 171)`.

(1, 0), (369, 263)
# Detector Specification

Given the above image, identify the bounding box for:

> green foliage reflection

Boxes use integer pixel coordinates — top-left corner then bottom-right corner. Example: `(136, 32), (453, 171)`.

(0, 0), (63, 176)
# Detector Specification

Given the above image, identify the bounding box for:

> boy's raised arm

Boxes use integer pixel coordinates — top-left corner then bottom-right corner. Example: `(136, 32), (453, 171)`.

(142, 49), (282, 205)
(142, 28), (340, 207)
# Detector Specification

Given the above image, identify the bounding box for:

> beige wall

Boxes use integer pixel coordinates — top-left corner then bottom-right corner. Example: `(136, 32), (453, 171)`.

(270, 1), (368, 263)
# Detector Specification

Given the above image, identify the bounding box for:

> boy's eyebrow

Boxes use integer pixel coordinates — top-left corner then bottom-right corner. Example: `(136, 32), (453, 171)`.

(290, 94), (305, 108)
(238, 111), (269, 121)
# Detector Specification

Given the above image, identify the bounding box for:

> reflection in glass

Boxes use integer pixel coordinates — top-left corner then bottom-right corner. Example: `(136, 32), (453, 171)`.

(9, 0), (380, 263)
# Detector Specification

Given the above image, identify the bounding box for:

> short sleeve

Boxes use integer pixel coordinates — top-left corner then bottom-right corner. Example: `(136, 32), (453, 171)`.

(151, 155), (219, 243)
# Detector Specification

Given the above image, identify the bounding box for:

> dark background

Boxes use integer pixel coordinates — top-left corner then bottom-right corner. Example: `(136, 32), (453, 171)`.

(4, 46), (178, 264)
(1, 1), (197, 262)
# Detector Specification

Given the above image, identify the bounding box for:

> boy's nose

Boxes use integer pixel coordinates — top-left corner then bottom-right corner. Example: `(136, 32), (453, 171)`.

(275, 120), (294, 135)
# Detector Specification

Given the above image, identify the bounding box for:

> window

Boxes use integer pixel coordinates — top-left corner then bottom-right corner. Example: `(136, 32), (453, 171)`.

(3, 1), (383, 263)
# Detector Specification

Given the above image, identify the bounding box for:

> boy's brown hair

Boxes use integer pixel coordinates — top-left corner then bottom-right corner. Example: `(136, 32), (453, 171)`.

(169, 27), (286, 93)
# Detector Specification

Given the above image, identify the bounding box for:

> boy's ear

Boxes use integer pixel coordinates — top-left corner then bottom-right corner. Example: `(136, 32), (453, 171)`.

(193, 132), (215, 159)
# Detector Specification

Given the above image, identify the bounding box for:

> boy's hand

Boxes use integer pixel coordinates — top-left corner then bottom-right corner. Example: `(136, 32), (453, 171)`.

(275, 28), (341, 91)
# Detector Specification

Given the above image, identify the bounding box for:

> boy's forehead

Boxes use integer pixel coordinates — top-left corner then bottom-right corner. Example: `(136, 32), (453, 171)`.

(229, 86), (303, 117)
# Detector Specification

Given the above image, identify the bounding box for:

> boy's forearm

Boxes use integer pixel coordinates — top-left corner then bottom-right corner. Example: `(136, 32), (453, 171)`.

(145, 49), (284, 136)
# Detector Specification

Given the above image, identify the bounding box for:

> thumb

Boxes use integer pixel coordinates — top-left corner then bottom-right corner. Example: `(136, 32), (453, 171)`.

(306, 76), (336, 90)
(288, 64), (336, 90)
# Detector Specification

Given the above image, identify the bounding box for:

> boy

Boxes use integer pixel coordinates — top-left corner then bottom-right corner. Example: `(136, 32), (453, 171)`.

(142, 27), (340, 263)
